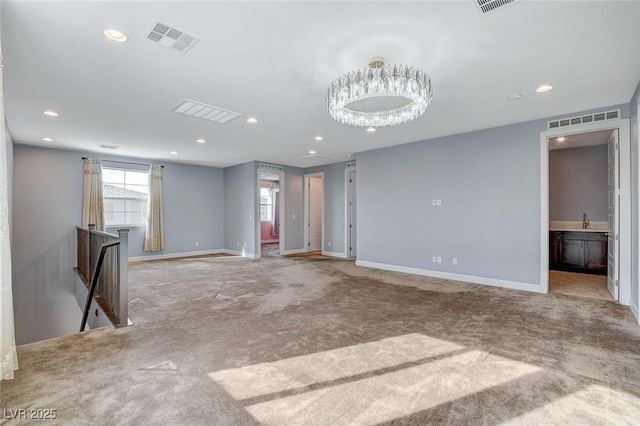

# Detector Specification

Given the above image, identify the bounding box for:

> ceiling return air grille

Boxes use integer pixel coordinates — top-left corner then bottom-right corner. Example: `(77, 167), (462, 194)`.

(475, 0), (517, 14)
(98, 144), (118, 150)
(145, 21), (200, 53)
(172, 99), (241, 124)
(259, 164), (284, 172)
(548, 110), (620, 130)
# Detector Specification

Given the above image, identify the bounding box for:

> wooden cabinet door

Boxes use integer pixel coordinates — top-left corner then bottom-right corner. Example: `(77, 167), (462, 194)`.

(549, 232), (558, 267)
(559, 237), (584, 268)
(585, 237), (607, 270)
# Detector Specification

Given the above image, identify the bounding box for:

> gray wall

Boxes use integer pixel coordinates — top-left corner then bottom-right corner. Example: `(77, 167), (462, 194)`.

(13, 145), (84, 344)
(107, 161), (224, 257)
(631, 80), (640, 319)
(549, 145), (608, 222)
(357, 104), (629, 288)
(224, 161), (257, 255)
(12, 145), (225, 344)
(305, 161), (349, 255)
(282, 166), (304, 252)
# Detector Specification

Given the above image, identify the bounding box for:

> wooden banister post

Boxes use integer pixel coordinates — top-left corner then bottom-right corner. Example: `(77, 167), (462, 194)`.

(117, 228), (130, 327)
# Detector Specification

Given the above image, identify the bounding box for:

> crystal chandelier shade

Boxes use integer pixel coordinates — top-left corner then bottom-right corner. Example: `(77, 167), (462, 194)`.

(326, 57), (432, 127)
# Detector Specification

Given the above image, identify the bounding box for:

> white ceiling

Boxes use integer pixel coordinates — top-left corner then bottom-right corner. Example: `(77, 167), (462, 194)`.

(2, 1), (640, 169)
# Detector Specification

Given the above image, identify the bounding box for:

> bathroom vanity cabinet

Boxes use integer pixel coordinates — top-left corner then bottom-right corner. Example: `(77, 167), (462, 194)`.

(549, 231), (607, 275)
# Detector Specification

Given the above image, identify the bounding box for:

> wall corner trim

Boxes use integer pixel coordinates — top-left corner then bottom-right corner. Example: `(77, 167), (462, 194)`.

(355, 260), (543, 294)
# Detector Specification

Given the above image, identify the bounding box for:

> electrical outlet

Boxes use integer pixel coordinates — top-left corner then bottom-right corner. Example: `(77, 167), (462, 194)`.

(436, 199), (442, 207)
(249, 214), (252, 220)
(432, 256), (437, 263)
(243, 242), (247, 248)
(292, 214), (296, 219)
(328, 241), (332, 247)
(452, 258), (458, 265)
(195, 241), (199, 247)
(437, 256), (442, 264)
(432, 199), (437, 206)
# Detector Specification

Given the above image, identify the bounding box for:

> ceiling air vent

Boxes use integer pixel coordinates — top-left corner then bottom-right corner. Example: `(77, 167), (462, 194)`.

(300, 154), (339, 164)
(475, 0), (517, 14)
(98, 144), (118, 150)
(548, 110), (620, 130)
(172, 99), (241, 124)
(259, 163), (284, 172)
(145, 21), (200, 54)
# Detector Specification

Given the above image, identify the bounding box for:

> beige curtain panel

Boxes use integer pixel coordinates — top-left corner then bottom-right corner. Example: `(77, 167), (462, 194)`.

(0, 51), (18, 380)
(144, 164), (164, 252)
(81, 158), (105, 231)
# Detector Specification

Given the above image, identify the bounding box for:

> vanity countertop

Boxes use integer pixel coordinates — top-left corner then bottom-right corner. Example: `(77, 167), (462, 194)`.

(549, 221), (607, 233)
(549, 228), (607, 233)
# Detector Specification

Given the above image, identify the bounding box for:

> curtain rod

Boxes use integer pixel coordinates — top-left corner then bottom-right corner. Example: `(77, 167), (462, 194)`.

(82, 157), (164, 168)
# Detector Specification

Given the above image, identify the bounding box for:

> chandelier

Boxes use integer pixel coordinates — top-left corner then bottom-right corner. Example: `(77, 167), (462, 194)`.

(326, 56), (432, 128)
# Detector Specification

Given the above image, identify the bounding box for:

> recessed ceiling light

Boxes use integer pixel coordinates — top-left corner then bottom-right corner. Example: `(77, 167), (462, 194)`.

(196, 139), (206, 144)
(170, 151), (178, 155)
(536, 84), (554, 93)
(366, 127), (376, 133)
(314, 136), (323, 141)
(246, 117), (258, 124)
(43, 110), (59, 117)
(557, 137), (566, 142)
(104, 29), (128, 42)
(309, 150), (317, 154)
(41, 137), (53, 142)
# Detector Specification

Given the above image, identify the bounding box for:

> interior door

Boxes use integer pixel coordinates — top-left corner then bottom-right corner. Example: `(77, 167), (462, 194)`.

(347, 170), (357, 258)
(308, 176), (323, 252)
(607, 129), (620, 300)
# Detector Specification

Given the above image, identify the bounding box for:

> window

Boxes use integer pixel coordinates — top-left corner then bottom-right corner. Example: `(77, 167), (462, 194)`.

(260, 187), (273, 221)
(102, 168), (149, 226)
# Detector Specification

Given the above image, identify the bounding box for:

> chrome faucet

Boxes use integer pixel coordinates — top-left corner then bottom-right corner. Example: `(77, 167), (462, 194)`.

(583, 213), (590, 229)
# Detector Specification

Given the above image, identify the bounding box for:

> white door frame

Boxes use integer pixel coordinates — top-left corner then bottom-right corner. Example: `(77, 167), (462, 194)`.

(540, 118), (631, 306)
(256, 169), (285, 257)
(344, 167), (356, 259)
(607, 130), (620, 301)
(303, 172), (324, 253)
(635, 99), (640, 322)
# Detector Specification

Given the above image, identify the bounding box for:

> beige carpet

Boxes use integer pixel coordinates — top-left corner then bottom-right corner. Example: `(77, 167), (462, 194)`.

(2, 255), (640, 425)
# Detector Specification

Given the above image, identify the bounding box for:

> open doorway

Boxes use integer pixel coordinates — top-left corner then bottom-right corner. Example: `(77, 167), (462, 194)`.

(304, 173), (323, 253)
(259, 171), (283, 258)
(546, 129), (618, 301)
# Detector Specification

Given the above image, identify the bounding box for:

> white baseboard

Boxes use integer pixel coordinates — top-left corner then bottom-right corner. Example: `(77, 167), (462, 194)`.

(322, 250), (348, 259)
(355, 260), (543, 294)
(630, 298), (639, 324)
(129, 249), (227, 262)
(281, 248), (306, 255)
(261, 239), (279, 244)
(222, 249), (259, 259)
